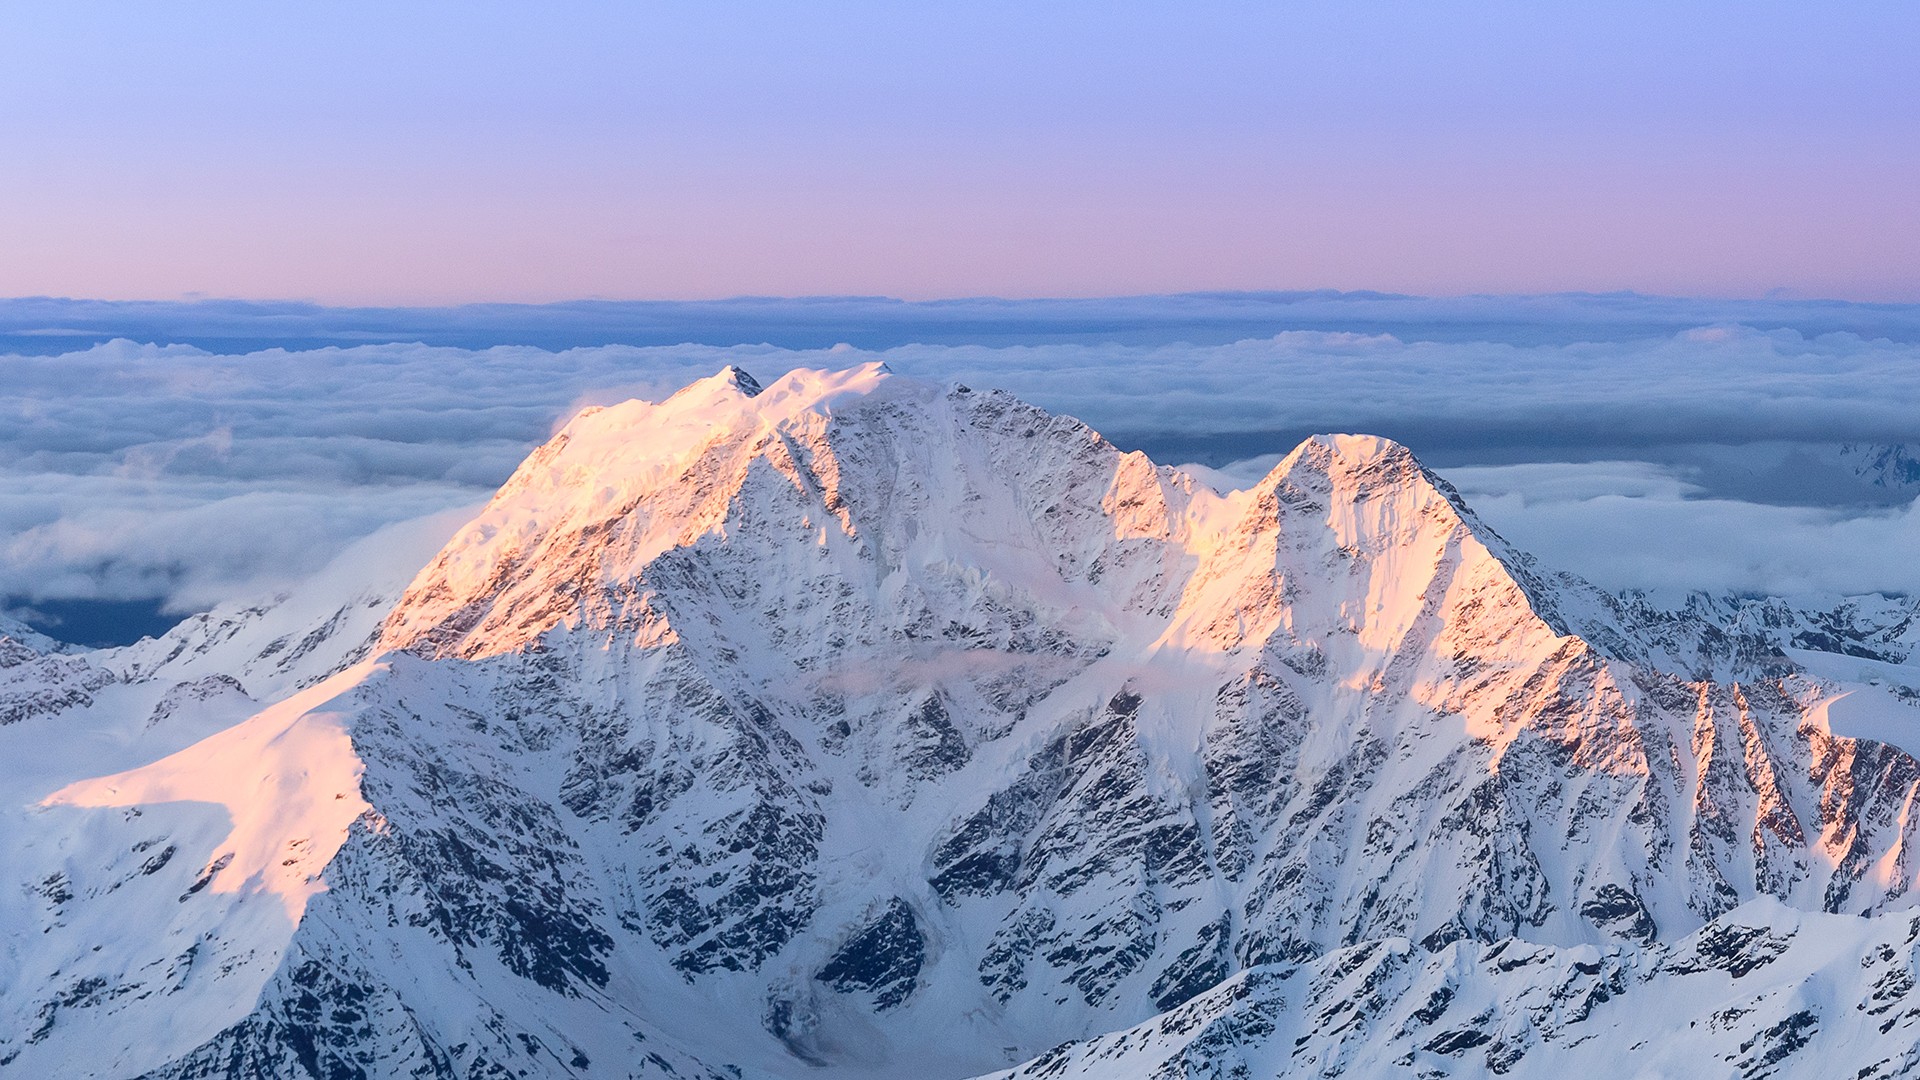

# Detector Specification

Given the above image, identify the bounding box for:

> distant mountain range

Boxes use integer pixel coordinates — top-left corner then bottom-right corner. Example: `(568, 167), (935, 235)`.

(6, 366), (1920, 1078)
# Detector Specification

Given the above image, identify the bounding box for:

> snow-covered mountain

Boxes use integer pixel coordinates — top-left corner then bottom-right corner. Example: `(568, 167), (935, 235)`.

(1842, 442), (1920, 497)
(8, 365), (1920, 1079)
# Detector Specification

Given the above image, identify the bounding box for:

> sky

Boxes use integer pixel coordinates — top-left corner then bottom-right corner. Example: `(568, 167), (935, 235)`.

(2, 2), (1917, 304)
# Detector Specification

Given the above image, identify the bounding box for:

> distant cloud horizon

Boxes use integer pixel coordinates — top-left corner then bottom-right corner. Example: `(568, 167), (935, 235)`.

(5, 290), (1920, 356)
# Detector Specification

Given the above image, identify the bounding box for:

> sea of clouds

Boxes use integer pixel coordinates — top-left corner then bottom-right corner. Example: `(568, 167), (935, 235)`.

(4, 293), (1918, 640)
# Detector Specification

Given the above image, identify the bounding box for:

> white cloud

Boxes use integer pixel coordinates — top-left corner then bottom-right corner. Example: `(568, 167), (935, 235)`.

(0, 471), (481, 611)
(1446, 461), (1920, 597)
(1443, 461), (1705, 503)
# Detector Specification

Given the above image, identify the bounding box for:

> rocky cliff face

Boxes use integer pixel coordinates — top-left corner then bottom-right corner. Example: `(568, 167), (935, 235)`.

(6, 365), (1920, 1079)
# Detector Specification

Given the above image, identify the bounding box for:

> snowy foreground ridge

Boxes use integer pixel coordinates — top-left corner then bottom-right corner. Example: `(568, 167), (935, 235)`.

(10, 366), (1920, 1078)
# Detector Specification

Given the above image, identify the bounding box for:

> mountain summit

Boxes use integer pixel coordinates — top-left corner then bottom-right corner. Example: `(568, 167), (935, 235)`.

(6, 367), (1920, 1078)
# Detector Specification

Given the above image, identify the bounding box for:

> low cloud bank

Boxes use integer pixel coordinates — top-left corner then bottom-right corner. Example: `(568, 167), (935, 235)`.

(1444, 461), (1920, 597)
(3, 294), (1918, 622)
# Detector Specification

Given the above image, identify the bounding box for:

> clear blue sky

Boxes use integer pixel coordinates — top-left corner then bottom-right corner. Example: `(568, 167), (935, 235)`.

(1, 1), (1914, 303)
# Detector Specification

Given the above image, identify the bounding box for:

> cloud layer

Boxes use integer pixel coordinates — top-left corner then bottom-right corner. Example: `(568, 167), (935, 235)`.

(4, 298), (1919, 622)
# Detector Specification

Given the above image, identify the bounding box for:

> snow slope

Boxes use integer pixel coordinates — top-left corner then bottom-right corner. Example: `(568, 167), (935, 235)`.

(7, 365), (1920, 1078)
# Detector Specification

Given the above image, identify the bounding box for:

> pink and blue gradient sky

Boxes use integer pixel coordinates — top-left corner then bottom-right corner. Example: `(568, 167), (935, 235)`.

(2, 1), (1915, 305)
